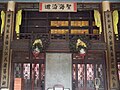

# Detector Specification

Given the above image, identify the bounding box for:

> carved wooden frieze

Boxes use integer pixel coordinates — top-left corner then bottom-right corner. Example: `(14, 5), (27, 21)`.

(116, 52), (120, 62)
(11, 39), (29, 51)
(115, 42), (120, 51)
(90, 42), (106, 50)
(12, 51), (29, 61)
(73, 51), (104, 60)
(111, 3), (120, 11)
(16, 3), (39, 11)
(77, 3), (101, 11)
(11, 39), (106, 52)
(16, 3), (101, 11)
(0, 3), (7, 11)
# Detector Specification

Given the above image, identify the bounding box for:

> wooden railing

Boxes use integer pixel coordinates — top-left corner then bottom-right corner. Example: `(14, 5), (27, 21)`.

(69, 34), (103, 41)
(16, 33), (50, 40)
(16, 33), (103, 42)
(9, 33), (108, 53)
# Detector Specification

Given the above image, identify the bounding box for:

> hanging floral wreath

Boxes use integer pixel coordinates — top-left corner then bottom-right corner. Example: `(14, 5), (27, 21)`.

(69, 35), (90, 58)
(32, 39), (43, 58)
(76, 38), (87, 56)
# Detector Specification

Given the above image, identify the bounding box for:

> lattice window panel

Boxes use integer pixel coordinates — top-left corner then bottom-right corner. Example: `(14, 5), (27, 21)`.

(78, 64), (85, 88)
(41, 64), (45, 81)
(96, 64), (104, 88)
(32, 64), (39, 87)
(86, 64), (94, 88)
(116, 52), (120, 61)
(14, 63), (22, 78)
(23, 63), (30, 80)
(118, 63), (120, 81)
(73, 64), (76, 80)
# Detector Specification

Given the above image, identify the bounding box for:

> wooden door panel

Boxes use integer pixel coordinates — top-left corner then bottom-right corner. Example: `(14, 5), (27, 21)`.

(72, 63), (105, 90)
(13, 63), (45, 90)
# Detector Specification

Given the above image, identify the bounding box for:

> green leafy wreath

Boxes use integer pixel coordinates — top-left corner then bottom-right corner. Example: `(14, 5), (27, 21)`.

(69, 35), (90, 53)
(32, 39), (43, 57)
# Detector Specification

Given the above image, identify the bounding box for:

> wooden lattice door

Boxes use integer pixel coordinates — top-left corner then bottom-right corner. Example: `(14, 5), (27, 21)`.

(13, 63), (45, 90)
(72, 53), (107, 90)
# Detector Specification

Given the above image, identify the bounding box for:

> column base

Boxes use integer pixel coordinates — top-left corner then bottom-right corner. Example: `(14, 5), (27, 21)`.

(1, 88), (9, 90)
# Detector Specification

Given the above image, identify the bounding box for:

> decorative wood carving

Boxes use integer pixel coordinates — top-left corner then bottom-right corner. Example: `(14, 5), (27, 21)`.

(73, 51), (104, 60)
(110, 3), (120, 11)
(11, 39), (29, 51)
(77, 3), (101, 11)
(16, 3), (101, 11)
(1, 11), (13, 88)
(16, 3), (39, 11)
(104, 11), (119, 89)
(0, 3), (7, 11)
(11, 39), (106, 52)
(115, 42), (120, 51)
(12, 51), (29, 60)
(90, 42), (106, 50)
(116, 52), (120, 62)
